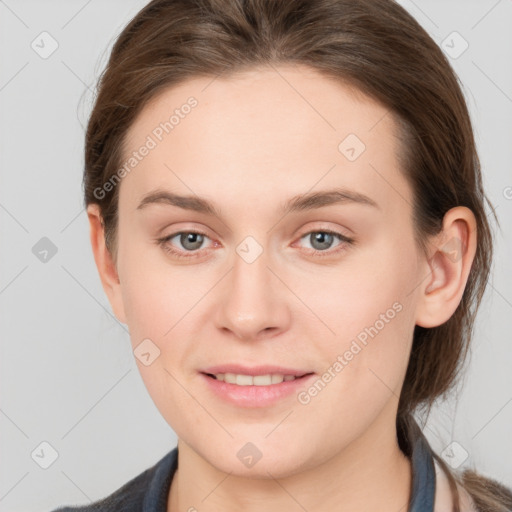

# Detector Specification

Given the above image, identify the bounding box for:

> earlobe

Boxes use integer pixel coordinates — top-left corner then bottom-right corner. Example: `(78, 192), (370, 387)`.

(415, 207), (477, 328)
(87, 204), (127, 324)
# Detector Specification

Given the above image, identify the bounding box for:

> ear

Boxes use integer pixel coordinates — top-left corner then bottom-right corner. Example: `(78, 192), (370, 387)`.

(87, 204), (127, 324)
(415, 206), (477, 328)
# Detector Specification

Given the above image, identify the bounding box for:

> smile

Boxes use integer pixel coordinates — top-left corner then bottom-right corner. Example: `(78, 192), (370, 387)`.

(208, 373), (298, 385)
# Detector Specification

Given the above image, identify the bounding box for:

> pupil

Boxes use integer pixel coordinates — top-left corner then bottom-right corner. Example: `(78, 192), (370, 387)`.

(182, 233), (203, 250)
(312, 232), (332, 250)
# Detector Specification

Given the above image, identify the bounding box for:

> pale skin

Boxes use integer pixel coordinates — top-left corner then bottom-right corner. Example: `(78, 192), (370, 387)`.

(87, 64), (477, 512)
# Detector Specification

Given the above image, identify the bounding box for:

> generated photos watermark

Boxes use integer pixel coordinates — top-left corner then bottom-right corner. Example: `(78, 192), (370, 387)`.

(93, 96), (198, 200)
(297, 301), (403, 405)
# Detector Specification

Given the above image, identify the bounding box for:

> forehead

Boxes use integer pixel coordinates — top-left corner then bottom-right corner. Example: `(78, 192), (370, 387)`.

(119, 64), (410, 215)
(125, 64), (394, 146)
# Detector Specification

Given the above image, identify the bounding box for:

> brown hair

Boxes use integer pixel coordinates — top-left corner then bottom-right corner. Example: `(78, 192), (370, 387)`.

(83, 0), (510, 509)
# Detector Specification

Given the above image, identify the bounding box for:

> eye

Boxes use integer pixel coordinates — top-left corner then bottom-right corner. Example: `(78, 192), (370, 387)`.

(157, 230), (213, 259)
(156, 228), (355, 260)
(296, 229), (354, 257)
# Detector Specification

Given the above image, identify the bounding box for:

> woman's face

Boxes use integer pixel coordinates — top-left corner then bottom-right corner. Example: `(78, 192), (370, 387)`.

(104, 64), (430, 476)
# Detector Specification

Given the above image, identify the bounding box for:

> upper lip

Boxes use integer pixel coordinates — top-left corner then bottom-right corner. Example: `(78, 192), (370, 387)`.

(200, 364), (314, 377)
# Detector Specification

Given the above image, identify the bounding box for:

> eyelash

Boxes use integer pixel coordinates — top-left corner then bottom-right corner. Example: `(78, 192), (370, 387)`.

(156, 229), (355, 260)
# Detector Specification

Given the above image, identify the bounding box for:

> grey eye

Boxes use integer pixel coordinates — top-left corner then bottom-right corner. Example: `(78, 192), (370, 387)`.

(176, 232), (205, 251)
(303, 232), (339, 251)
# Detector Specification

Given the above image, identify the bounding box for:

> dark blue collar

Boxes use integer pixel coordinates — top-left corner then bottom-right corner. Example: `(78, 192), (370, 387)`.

(408, 427), (436, 512)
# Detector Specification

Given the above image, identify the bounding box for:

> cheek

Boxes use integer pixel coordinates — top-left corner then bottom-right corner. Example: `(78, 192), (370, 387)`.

(119, 272), (169, 343)
(299, 231), (417, 338)
(117, 255), (203, 432)
(117, 235), (194, 340)
(299, 234), (418, 390)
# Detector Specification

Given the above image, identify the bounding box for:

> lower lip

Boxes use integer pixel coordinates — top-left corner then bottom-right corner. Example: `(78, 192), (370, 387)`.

(200, 372), (316, 408)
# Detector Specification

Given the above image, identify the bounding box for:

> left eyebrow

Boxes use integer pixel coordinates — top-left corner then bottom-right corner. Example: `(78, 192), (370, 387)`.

(283, 188), (380, 213)
(135, 187), (380, 217)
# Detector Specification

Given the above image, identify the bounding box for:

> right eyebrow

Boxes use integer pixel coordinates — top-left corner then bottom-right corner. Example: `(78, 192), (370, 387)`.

(136, 189), (220, 216)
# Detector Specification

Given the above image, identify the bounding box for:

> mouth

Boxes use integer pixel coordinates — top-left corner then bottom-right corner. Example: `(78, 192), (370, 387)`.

(200, 369), (317, 408)
(202, 372), (314, 386)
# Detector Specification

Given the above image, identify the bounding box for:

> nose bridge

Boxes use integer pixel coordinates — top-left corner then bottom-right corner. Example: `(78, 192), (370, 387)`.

(215, 235), (289, 339)
(233, 238), (270, 299)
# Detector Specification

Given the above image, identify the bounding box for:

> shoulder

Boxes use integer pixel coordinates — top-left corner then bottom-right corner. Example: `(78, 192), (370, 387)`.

(434, 460), (512, 512)
(49, 448), (178, 512)
(460, 468), (512, 512)
(49, 466), (154, 512)
(434, 460), (476, 512)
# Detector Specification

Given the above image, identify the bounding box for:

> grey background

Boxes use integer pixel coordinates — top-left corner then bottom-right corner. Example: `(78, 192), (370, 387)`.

(0, 1), (511, 510)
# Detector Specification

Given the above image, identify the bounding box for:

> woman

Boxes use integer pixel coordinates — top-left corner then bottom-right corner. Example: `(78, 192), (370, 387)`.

(53, 0), (512, 511)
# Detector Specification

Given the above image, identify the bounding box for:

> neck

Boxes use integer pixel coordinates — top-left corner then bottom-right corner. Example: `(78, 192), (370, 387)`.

(168, 415), (413, 512)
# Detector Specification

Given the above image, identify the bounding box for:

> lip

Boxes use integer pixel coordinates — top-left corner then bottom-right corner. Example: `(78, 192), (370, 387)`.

(199, 369), (316, 408)
(199, 364), (312, 377)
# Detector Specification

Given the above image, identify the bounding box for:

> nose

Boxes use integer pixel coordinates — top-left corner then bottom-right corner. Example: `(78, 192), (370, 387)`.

(214, 244), (291, 341)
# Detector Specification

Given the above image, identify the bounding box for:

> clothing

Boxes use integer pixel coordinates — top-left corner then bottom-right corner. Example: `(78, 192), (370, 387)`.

(51, 427), (435, 512)
(48, 427), (495, 512)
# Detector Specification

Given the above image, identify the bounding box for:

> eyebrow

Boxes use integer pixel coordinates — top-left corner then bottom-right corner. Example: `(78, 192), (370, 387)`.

(136, 187), (380, 217)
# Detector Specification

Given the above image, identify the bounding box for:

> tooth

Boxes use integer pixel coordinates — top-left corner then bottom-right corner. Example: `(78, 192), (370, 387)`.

(236, 374), (254, 386)
(253, 375), (273, 386)
(224, 373), (237, 384)
(213, 373), (298, 385)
